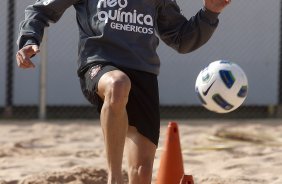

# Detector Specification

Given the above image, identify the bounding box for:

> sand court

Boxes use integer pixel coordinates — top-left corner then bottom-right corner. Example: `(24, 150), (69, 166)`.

(0, 119), (281, 184)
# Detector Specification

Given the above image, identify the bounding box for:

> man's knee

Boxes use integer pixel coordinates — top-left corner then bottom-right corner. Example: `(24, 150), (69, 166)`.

(104, 74), (131, 109)
(128, 164), (153, 182)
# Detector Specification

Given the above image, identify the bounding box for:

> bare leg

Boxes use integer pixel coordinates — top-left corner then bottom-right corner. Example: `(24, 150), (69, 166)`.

(97, 70), (131, 184)
(126, 126), (157, 184)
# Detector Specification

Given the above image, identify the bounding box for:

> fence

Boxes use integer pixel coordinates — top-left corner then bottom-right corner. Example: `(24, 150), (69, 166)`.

(0, 0), (281, 119)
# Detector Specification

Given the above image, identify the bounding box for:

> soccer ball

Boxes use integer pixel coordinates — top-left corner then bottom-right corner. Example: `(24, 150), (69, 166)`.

(195, 60), (248, 113)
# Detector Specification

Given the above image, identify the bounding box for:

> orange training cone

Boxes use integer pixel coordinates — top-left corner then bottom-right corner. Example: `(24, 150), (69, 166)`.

(180, 175), (194, 184)
(156, 122), (184, 184)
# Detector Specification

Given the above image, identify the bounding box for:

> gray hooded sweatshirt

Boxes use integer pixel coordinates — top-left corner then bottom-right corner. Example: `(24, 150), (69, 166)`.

(17, 0), (219, 76)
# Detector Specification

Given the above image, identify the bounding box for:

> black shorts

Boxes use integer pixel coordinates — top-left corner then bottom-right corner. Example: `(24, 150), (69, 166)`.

(79, 63), (160, 146)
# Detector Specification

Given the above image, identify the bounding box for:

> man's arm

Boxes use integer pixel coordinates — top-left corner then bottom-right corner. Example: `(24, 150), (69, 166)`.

(156, 0), (230, 54)
(16, 0), (80, 68)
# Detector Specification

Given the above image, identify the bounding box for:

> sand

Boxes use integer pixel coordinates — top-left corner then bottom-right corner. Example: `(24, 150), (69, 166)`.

(0, 119), (282, 184)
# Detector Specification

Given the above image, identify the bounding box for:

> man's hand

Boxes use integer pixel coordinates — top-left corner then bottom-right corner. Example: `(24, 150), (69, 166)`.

(16, 45), (40, 69)
(204, 0), (231, 13)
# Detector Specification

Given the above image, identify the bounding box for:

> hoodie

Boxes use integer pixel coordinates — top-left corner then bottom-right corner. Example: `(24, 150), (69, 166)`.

(17, 0), (219, 76)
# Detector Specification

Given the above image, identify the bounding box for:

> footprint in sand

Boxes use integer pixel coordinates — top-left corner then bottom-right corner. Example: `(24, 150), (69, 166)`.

(19, 167), (128, 184)
(75, 150), (100, 158)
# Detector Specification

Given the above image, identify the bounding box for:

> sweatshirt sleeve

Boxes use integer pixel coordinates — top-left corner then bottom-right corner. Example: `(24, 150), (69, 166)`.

(156, 0), (220, 54)
(17, 0), (80, 49)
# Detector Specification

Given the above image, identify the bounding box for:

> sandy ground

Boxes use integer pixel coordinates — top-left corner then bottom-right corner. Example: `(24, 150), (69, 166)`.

(0, 119), (282, 184)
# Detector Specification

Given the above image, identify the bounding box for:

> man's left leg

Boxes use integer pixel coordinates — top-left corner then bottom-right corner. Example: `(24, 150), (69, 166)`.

(125, 126), (157, 184)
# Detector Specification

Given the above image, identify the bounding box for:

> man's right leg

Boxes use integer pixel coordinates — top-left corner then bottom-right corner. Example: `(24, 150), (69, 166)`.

(97, 70), (131, 184)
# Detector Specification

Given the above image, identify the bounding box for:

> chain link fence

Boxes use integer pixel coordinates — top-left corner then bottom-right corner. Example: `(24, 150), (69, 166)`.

(0, 0), (281, 119)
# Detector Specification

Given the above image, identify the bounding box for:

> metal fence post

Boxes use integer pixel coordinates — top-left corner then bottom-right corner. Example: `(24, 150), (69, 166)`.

(39, 29), (48, 120)
(277, 0), (282, 117)
(4, 0), (15, 118)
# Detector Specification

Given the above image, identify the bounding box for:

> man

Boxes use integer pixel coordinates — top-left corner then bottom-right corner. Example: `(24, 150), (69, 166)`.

(16, 0), (231, 183)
